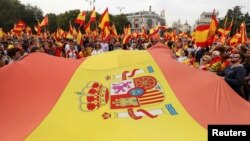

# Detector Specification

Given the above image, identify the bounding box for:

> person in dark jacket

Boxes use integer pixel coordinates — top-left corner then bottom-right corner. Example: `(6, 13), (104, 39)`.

(217, 52), (246, 99)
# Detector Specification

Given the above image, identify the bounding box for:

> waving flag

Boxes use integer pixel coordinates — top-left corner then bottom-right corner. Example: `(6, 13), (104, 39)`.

(75, 11), (86, 25)
(207, 10), (218, 45)
(122, 25), (131, 44)
(84, 7), (97, 33)
(240, 22), (247, 44)
(98, 8), (110, 30)
(13, 20), (26, 32)
(39, 15), (48, 27)
(0, 43), (250, 141)
(195, 24), (210, 47)
(89, 7), (96, 22)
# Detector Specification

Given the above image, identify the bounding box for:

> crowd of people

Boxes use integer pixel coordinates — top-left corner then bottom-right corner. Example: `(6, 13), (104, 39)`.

(0, 34), (249, 101)
(172, 38), (250, 101)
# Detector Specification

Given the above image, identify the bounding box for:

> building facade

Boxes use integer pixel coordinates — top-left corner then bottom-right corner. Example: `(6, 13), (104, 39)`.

(125, 6), (166, 32)
(194, 11), (219, 29)
(172, 19), (192, 33)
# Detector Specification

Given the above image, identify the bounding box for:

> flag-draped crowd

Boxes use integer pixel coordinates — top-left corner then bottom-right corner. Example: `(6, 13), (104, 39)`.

(0, 8), (249, 100)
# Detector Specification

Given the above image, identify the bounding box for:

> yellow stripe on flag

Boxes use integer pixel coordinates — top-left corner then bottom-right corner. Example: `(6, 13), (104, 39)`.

(195, 29), (210, 42)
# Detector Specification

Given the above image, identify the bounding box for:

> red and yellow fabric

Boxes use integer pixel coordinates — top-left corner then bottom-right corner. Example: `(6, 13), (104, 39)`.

(229, 33), (241, 47)
(89, 7), (96, 22)
(110, 24), (118, 36)
(240, 22), (247, 44)
(208, 14), (218, 38)
(122, 26), (131, 44)
(209, 56), (222, 72)
(75, 11), (86, 25)
(0, 28), (4, 38)
(39, 15), (48, 27)
(98, 8), (109, 30)
(217, 28), (230, 35)
(1, 43), (250, 141)
(195, 25), (210, 47)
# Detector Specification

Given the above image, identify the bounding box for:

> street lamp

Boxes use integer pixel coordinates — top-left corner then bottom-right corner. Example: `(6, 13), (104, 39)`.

(117, 6), (125, 14)
(86, 0), (96, 10)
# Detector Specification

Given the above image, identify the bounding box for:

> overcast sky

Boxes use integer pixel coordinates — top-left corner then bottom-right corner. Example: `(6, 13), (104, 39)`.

(20, 0), (250, 26)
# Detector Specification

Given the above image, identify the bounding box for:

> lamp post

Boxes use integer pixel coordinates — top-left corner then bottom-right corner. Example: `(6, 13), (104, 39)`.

(86, 0), (96, 10)
(116, 6), (125, 14)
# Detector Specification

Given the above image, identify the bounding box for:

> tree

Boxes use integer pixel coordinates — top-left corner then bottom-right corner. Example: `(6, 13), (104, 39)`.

(56, 10), (80, 31)
(111, 14), (130, 34)
(0, 0), (43, 32)
(221, 6), (248, 36)
(0, 1), (130, 35)
(245, 12), (250, 37)
(47, 13), (57, 33)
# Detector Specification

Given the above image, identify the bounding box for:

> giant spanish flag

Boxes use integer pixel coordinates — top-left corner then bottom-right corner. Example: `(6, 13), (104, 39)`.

(0, 43), (250, 141)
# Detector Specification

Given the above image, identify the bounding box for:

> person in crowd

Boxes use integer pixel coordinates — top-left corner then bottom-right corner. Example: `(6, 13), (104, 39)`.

(64, 39), (71, 53)
(199, 55), (212, 70)
(91, 43), (103, 56)
(39, 46), (46, 53)
(243, 55), (250, 100)
(217, 52), (247, 99)
(113, 41), (123, 50)
(218, 53), (231, 72)
(85, 43), (93, 56)
(0, 54), (5, 68)
(100, 40), (109, 52)
(30, 46), (39, 53)
(177, 50), (188, 63)
(209, 50), (222, 72)
(66, 41), (78, 59)
(194, 47), (205, 65)
(129, 43), (138, 50)
(183, 51), (195, 67)
(78, 45), (87, 58)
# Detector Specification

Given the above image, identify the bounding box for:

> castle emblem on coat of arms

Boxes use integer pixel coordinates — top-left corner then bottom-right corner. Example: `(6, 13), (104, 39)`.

(76, 66), (178, 120)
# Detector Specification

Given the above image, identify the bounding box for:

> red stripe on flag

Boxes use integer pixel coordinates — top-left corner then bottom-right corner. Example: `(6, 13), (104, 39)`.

(140, 99), (164, 105)
(139, 95), (164, 102)
(0, 53), (84, 141)
(139, 93), (163, 98)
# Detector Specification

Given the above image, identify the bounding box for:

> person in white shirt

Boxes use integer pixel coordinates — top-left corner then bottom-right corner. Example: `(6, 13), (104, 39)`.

(100, 40), (109, 52)
(66, 41), (78, 59)
(129, 43), (138, 50)
(91, 43), (104, 56)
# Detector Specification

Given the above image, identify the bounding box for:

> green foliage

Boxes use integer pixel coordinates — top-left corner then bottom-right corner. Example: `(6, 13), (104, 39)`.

(0, 0), (43, 32)
(219, 6), (249, 37)
(245, 13), (250, 37)
(111, 14), (130, 34)
(56, 9), (80, 31)
(47, 13), (57, 32)
(0, 0), (130, 35)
